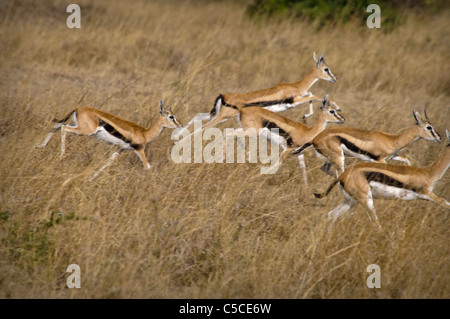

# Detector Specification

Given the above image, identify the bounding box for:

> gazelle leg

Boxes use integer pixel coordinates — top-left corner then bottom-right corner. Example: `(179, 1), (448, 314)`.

(424, 191), (450, 208)
(232, 128), (248, 153)
(297, 153), (308, 185)
(36, 123), (63, 148)
(202, 112), (231, 130)
(173, 112), (212, 139)
(302, 100), (314, 120)
(390, 155), (411, 165)
(320, 161), (336, 178)
(348, 186), (382, 229)
(60, 125), (83, 159)
(134, 147), (151, 169)
(186, 112), (212, 128)
(178, 113), (229, 145)
(264, 146), (292, 174)
(359, 190), (382, 229)
(90, 149), (124, 181)
(225, 128), (258, 161)
(328, 192), (357, 226)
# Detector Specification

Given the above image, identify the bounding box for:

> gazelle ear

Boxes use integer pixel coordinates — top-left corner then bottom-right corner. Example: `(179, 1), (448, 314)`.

(313, 51), (318, 63)
(446, 129), (449, 141)
(315, 52), (324, 67)
(423, 108), (430, 122)
(321, 94), (329, 110)
(159, 100), (165, 115)
(412, 110), (422, 125)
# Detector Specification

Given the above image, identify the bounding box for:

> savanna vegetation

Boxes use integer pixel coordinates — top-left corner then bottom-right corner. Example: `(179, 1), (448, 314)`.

(0, 0), (448, 298)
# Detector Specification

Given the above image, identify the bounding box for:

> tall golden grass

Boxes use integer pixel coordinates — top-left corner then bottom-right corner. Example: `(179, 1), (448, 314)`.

(0, 0), (448, 298)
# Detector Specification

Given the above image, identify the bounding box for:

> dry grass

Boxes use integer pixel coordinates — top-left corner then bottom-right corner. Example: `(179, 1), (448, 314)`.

(0, 0), (449, 298)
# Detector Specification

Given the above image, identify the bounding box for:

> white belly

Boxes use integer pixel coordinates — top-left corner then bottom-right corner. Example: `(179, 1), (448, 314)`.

(341, 144), (375, 162)
(264, 102), (302, 113)
(95, 127), (133, 150)
(369, 181), (428, 201)
(260, 127), (286, 147)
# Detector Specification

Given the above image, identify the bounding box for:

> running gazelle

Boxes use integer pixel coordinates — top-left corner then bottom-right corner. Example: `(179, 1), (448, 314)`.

(230, 95), (345, 181)
(309, 109), (441, 177)
(314, 130), (449, 229)
(175, 52), (338, 138)
(36, 101), (182, 180)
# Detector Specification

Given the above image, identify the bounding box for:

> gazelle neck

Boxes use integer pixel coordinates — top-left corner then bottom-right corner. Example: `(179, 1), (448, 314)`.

(295, 68), (319, 93)
(309, 111), (329, 135)
(428, 146), (450, 187)
(391, 125), (421, 150)
(144, 116), (164, 143)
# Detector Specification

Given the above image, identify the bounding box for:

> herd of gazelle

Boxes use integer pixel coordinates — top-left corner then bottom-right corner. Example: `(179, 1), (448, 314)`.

(37, 52), (449, 228)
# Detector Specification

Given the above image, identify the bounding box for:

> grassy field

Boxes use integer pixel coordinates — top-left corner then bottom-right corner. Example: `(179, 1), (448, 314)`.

(0, 0), (449, 298)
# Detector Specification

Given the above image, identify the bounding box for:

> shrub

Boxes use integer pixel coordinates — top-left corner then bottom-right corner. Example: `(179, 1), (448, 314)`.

(246, 0), (447, 30)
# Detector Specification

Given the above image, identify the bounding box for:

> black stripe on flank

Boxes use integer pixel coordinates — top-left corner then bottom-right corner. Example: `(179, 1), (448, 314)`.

(263, 120), (294, 147)
(243, 97), (295, 108)
(337, 136), (380, 161)
(99, 119), (132, 144)
(364, 171), (418, 192)
(223, 102), (238, 110)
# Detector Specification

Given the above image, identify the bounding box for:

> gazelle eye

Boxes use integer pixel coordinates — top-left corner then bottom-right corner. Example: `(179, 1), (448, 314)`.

(169, 115), (174, 120)
(426, 126), (432, 130)
(329, 110), (335, 114)
(324, 68), (329, 72)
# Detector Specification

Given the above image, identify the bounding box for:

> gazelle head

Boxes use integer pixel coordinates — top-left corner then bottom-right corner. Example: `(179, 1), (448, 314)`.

(313, 52), (337, 83)
(320, 94), (345, 124)
(412, 109), (441, 143)
(159, 100), (183, 128)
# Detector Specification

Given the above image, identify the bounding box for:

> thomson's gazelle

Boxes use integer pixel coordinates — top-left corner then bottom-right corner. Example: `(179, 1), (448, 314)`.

(314, 130), (449, 229)
(176, 52), (338, 138)
(36, 101), (182, 180)
(232, 95), (345, 181)
(311, 109), (441, 177)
